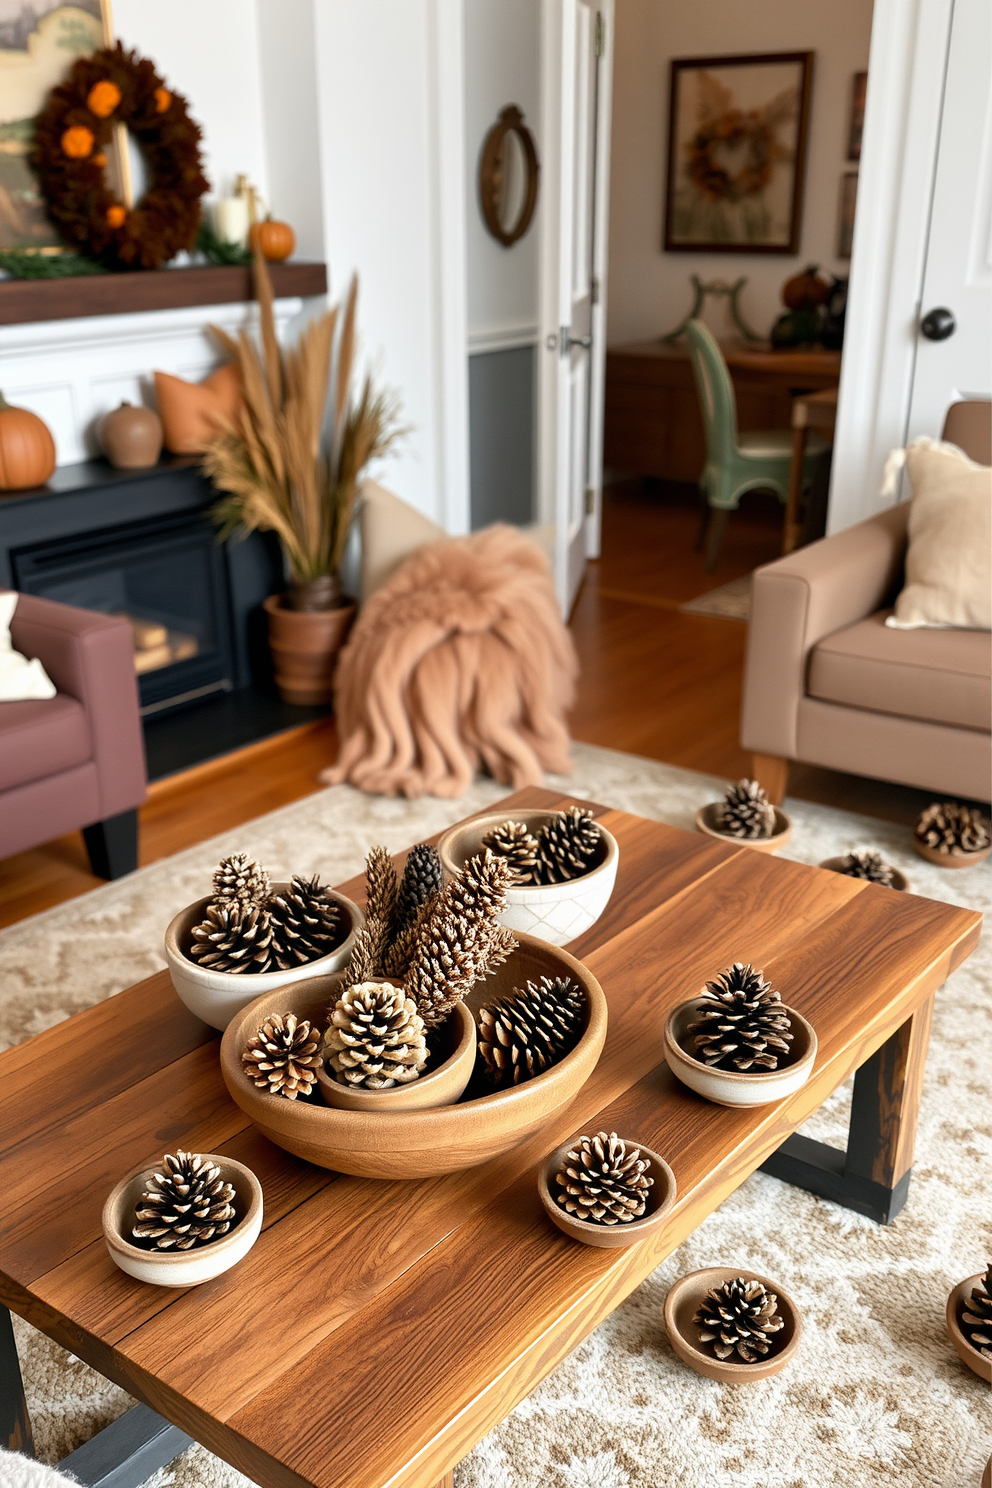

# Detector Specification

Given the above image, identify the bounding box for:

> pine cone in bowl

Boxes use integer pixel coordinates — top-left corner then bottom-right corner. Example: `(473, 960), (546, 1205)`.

(715, 780), (776, 840)
(687, 963), (794, 1072)
(693, 1276), (785, 1363)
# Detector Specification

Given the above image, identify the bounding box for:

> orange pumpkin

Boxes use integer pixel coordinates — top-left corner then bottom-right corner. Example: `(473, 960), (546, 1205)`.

(249, 218), (296, 262)
(0, 394), (56, 490)
(782, 265), (830, 311)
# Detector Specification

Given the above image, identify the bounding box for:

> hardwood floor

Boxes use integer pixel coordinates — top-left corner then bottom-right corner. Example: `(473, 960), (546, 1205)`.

(0, 481), (940, 930)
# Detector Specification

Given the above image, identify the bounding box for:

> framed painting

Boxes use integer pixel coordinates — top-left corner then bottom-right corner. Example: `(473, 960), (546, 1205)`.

(664, 51), (814, 255)
(0, 0), (109, 250)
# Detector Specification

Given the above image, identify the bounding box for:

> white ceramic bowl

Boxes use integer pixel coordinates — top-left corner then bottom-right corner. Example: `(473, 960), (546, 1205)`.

(102, 1154), (263, 1287)
(664, 997), (817, 1108)
(164, 886), (364, 1031)
(437, 809), (619, 947)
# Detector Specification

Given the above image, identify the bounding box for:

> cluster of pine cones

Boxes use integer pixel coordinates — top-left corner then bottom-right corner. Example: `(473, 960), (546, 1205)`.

(836, 848), (897, 886)
(693, 1276), (785, 1363)
(554, 1131), (654, 1226)
(714, 779), (776, 840)
(482, 807), (603, 885)
(687, 962), (794, 1073)
(915, 801), (991, 857)
(188, 853), (344, 975)
(131, 1150), (237, 1252)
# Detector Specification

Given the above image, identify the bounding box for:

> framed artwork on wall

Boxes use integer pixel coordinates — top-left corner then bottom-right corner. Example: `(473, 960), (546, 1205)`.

(837, 171), (858, 258)
(663, 51), (814, 255)
(847, 72), (867, 162)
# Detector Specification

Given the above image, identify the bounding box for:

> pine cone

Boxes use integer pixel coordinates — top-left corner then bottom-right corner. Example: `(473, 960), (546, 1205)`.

(961, 1264), (992, 1361)
(536, 808), (603, 885)
(915, 802), (991, 856)
(687, 963), (794, 1072)
(323, 981), (427, 1089)
(394, 844), (443, 932)
(405, 852), (515, 1027)
(554, 1131), (654, 1225)
(382, 895), (438, 979)
(267, 875), (343, 969)
(365, 846), (399, 926)
(837, 849), (896, 886)
(693, 1276), (785, 1363)
(189, 900), (276, 974)
(715, 779), (777, 840)
(482, 820), (541, 885)
(131, 1150), (236, 1251)
(478, 975), (586, 1088)
(345, 912), (392, 983)
(241, 1012), (321, 1099)
(211, 852), (270, 907)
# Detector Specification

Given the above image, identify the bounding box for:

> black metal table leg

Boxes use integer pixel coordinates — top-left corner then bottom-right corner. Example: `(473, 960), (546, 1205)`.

(1, 1303), (34, 1456)
(58, 1403), (194, 1488)
(760, 995), (934, 1224)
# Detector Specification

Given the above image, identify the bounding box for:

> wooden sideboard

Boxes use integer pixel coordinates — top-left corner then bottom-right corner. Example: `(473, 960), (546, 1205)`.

(604, 338), (841, 484)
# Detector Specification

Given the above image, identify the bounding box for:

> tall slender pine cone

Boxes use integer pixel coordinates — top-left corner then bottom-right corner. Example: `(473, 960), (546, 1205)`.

(381, 893), (440, 979)
(267, 875), (343, 969)
(915, 802), (991, 856)
(477, 975), (586, 1088)
(554, 1131), (654, 1226)
(345, 912), (392, 983)
(837, 849), (896, 886)
(482, 820), (541, 885)
(365, 846), (399, 927)
(687, 963), (793, 1072)
(404, 851), (515, 1027)
(323, 981), (427, 1089)
(241, 1012), (321, 1099)
(440, 850), (512, 930)
(211, 852), (271, 907)
(394, 844), (443, 932)
(715, 779), (777, 839)
(535, 808), (602, 884)
(961, 1264), (992, 1361)
(189, 900), (276, 974)
(131, 1151), (236, 1252)
(693, 1277), (785, 1363)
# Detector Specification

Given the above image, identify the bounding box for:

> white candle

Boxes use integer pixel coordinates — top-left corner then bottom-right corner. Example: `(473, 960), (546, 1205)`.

(213, 197), (250, 247)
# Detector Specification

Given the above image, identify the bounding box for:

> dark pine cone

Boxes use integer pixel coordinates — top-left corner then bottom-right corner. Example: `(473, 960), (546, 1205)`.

(837, 849), (896, 886)
(694, 1277), (785, 1363)
(477, 975), (586, 1089)
(535, 807), (603, 885)
(555, 1130), (654, 1225)
(267, 875), (343, 969)
(132, 1150), (236, 1252)
(394, 843), (443, 932)
(188, 899), (276, 974)
(241, 1012), (322, 1099)
(211, 852), (271, 907)
(715, 779), (777, 840)
(481, 820), (541, 885)
(915, 802), (991, 856)
(687, 962), (794, 1072)
(961, 1264), (992, 1361)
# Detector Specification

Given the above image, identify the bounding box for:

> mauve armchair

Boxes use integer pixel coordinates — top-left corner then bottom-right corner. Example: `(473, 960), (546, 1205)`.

(0, 594), (147, 877)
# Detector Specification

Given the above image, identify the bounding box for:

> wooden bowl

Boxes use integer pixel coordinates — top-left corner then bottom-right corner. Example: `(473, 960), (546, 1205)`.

(945, 1274), (992, 1383)
(437, 809), (619, 947)
(317, 999), (476, 1111)
(695, 802), (791, 854)
(819, 856), (909, 891)
(220, 933), (608, 1179)
(982, 1454), (990, 1488)
(664, 1267), (803, 1382)
(537, 1138), (676, 1249)
(913, 838), (991, 870)
(664, 998), (816, 1108)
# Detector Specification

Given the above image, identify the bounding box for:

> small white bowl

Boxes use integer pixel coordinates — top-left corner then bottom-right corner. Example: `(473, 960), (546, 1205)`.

(102, 1155), (263, 1287)
(164, 886), (364, 1031)
(437, 809), (619, 948)
(664, 997), (817, 1108)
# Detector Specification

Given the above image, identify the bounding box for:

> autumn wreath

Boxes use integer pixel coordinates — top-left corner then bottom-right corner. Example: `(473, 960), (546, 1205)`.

(30, 43), (208, 271)
(685, 110), (778, 204)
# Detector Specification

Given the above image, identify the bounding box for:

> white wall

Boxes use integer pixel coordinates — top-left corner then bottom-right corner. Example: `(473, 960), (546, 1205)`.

(255, 0), (325, 259)
(606, 0), (874, 344)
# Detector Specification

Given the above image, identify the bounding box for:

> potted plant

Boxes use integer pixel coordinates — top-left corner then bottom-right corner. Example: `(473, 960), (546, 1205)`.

(537, 1130), (677, 1249)
(664, 1267), (803, 1382)
(203, 252), (402, 705)
(695, 779), (791, 854)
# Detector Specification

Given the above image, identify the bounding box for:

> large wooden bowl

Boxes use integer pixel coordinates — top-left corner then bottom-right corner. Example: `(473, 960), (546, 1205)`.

(219, 932), (608, 1180)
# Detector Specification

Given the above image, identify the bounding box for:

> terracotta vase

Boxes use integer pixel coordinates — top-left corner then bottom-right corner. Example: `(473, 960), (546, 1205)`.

(263, 593), (356, 706)
(98, 401), (163, 469)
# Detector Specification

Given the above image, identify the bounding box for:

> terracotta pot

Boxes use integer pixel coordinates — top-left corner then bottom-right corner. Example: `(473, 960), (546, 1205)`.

(695, 802), (791, 854)
(818, 856), (910, 892)
(102, 1155), (263, 1287)
(537, 1138), (676, 1249)
(263, 593), (356, 706)
(913, 838), (991, 870)
(945, 1274), (992, 1383)
(98, 401), (163, 469)
(664, 997), (816, 1109)
(317, 996), (476, 1111)
(664, 1267), (803, 1382)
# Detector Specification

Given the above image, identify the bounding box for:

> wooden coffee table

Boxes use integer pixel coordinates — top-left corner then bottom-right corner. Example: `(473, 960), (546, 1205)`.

(0, 788), (981, 1488)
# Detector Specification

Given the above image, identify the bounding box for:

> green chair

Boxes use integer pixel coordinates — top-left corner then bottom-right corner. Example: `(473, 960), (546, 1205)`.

(685, 319), (829, 569)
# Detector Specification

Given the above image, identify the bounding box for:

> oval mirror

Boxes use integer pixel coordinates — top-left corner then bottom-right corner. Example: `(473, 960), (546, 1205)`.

(479, 105), (540, 247)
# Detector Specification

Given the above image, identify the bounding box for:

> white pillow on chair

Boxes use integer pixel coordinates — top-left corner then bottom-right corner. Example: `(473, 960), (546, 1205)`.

(0, 1449), (81, 1487)
(885, 438), (991, 630)
(0, 593), (57, 701)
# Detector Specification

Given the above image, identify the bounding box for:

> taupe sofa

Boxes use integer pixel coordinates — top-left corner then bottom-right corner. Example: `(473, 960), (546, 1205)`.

(741, 400), (991, 804)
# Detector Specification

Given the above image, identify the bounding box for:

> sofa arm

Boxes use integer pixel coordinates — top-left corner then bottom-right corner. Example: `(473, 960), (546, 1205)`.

(8, 593), (147, 820)
(741, 504), (909, 759)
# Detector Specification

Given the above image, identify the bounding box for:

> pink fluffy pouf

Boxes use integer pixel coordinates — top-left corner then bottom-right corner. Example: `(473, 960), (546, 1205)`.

(320, 524), (577, 798)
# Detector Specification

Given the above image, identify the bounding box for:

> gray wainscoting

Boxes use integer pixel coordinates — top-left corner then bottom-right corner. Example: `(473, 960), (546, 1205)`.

(468, 344), (536, 529)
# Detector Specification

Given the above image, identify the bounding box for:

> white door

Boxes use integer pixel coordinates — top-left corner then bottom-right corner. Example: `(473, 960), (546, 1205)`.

(906, 0), (992, 439)
(538, 0), (613, 613)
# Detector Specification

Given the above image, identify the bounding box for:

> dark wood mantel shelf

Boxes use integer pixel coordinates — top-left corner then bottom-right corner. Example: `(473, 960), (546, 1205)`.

(0, 260), (328, 327)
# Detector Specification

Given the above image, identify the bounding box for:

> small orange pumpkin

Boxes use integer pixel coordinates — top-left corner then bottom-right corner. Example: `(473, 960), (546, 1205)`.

(249, 218), (296, 262)
(0, 394), (57, 490)
(782, 265), (830, 312)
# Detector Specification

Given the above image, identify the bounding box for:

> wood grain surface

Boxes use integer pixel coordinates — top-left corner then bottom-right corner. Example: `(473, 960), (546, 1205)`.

(0, 790), (980, 1488)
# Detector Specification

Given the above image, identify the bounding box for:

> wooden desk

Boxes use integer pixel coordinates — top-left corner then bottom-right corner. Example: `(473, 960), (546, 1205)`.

(784, 386), (840, 554)
(605, 338), (842, 484)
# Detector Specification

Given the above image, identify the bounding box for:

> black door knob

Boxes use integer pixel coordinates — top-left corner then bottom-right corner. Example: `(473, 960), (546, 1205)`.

(920, 307), (956, 341)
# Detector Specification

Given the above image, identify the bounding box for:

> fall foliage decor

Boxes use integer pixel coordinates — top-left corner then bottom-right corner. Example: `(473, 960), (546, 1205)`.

(31, 43), (207, 270)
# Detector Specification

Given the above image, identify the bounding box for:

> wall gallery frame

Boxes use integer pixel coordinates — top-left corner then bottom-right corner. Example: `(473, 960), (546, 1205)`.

(663, 51), (814, 256)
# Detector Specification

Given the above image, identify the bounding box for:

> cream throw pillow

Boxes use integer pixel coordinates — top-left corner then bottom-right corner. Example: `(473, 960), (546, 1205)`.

(0, 591), (57, 700)
(886, 438), (991, 630)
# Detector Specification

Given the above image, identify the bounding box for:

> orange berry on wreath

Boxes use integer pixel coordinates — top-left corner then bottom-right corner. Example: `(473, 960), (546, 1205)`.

(87, 80), (121, 118)
(61, 125), (94, 159)
(154, 87), (172, 114)
(93, 153), (107, 167)
(106, 204), (126, 228)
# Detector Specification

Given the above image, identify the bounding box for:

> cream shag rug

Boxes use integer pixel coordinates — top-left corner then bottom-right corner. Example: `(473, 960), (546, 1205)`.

(2, 743), (989, 1488)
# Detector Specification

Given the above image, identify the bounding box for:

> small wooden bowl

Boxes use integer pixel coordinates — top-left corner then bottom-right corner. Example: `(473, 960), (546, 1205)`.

(317, 999), (476, 1111)
(818, 856), (909, 892)
(945, 1274), (992, 1383)
(982, 1453), (990, 1488)
(537, 1138), (677, 1249)
(664, 1267), (803, 1382)
(664, 998), (816, 1109)
(913, 838), (991, 870)
(695, 802), (791, 854)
